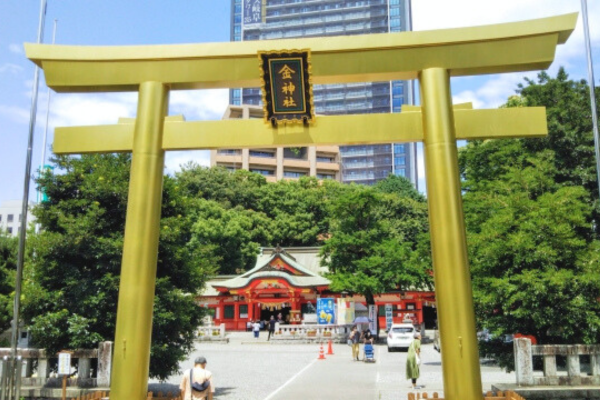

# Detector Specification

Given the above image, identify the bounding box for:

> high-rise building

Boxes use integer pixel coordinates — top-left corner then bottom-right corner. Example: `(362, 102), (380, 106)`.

(230, 0), (418, 187)
(211, 105), (341, 182)
(0, 200), (35, 237)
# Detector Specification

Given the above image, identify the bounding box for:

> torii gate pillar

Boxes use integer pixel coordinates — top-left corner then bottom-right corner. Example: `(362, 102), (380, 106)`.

(421, 68), (482, 396)
(111, 81), (168, 398)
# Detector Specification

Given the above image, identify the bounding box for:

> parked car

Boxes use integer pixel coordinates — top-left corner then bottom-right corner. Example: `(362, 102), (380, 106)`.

(387, 323), (415, 352)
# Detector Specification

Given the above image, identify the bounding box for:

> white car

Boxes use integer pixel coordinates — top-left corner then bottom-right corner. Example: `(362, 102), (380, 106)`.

(387, 323), (415, 352)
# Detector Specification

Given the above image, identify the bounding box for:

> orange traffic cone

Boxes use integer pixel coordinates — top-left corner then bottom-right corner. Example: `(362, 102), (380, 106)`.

(318, 343), (326, 360)
(327, 339), (334, 355)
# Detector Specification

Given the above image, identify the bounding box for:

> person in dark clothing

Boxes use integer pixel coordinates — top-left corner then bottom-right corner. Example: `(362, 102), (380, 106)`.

(267, 315), (277, 341)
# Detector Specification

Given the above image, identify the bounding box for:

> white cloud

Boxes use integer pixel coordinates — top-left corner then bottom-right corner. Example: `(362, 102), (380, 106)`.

(50, 92), (137, 127)
(0, 105), (29, 124)
(165, 150), (210, 175)
(169, 89), (229, 121)
(0, 63), (23, 74)
(452, 73), (535, 109)
(8, 44), (23, 54)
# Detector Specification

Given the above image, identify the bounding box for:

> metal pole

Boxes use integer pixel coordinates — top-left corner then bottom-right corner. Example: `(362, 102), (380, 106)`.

(405, 0), (419, 191)
(581, 0), (600, 201)
(11, 1), (47, 397)
(12, 358), (21, 400)
(0, 356), (8, 400)
(37, 19), (57, 205)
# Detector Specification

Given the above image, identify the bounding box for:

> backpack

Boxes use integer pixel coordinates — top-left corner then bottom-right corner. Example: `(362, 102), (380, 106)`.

(190, 368), (210, 393)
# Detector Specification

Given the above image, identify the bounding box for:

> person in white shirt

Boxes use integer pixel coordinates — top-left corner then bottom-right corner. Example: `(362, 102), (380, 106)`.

(180, 356), (214, 399)
(252, 320), (261, 339)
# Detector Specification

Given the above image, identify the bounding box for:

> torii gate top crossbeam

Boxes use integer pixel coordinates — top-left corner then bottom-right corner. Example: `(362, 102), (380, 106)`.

(25, 13), (576, 93)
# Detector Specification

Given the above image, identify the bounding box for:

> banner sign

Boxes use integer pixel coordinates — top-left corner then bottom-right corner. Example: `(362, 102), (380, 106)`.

(317, 298), (335, 324)
(259, 50), (315, 126)
(337, 298), (355, 325)
(58, 352), (71, 375)
(368, 305), (377, 334)
(244, 0), (262, 25)
(385, 304), (393, 330)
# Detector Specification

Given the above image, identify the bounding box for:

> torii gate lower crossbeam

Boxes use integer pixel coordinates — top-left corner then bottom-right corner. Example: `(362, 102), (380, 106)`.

(25, 13), (577, 400)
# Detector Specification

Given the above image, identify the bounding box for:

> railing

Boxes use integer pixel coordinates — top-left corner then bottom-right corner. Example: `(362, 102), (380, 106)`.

(514, 338), (600, 386)
(0, 342), (112, 388)
(197, 324), (226, 340)
(408, 391), (525, 400)
(270, 324), (351, 341)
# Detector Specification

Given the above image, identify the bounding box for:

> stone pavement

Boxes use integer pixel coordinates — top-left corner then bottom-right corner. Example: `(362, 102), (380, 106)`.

(149, 332), (516, 400)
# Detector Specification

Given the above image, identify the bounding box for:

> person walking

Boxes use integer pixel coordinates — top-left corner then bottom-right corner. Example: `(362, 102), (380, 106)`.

(252, 320), (261, 339)
(267, 315), (277, 341)
(406, 331), (422, 389)
(349, 326), (360, 361)
(360, 328), (374, 360)
(180, 356), (214, 399)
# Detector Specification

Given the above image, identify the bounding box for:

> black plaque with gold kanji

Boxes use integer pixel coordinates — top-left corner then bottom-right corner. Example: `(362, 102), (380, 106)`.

(259, 50), (314, 126)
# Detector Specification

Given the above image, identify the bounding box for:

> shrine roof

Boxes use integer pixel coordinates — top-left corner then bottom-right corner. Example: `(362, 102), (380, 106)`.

(211, 249), (330, 291)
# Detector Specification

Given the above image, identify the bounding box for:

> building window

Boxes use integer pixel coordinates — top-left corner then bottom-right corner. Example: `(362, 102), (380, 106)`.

(250, 168), (274, 176)
(7, 214), (13, 223)
(217, 149), (240, 155)
(316, 157), (334, 163)
(0, 215), (2, 222)
(239, 304), (248, 319)
(7, 227), (12, 234)
(224, 305), (235, 319)
(317, 173), (334, 180)
(249, 150), (275, 158)
(394, 144), (406, 153)
(394, 156), (406, 166)
(284, 171), (307, 178)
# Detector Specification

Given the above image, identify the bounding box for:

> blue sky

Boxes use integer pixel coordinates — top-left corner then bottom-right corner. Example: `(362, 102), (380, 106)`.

(1, 0), (599, 203)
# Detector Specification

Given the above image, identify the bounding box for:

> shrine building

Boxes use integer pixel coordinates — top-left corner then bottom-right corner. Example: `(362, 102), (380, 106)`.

(198, 247), (437, 331)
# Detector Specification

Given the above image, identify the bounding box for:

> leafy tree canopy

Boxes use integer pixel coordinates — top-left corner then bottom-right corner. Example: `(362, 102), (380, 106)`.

(459, 69), (600, 370)
(26, 154), (213, 380)
(0, 233), (17, 334)
(320, 182), (432, 305)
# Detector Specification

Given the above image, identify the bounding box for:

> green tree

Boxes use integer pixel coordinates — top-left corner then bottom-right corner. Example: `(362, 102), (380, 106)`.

(257, 177), (333, 247)
(0, 233), (17, 334)
(25, 154), (213, 380)
(320, 183), (432, 308)
(188, 199), (272, 274)
(459, 69), (600, 369)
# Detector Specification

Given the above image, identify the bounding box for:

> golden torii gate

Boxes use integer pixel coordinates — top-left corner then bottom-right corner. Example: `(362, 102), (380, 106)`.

(25, 13), (576, 400)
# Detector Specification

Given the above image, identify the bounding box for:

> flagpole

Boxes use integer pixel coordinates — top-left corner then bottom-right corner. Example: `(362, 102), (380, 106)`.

(37, 19), (57, 205)
(405, 0), (419, 191)
(581, 0), (600, 200)
(10, 0), (47, 393)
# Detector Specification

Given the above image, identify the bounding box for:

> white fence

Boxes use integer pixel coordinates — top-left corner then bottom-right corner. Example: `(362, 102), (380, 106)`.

(514, 338), (600, 386)
(270, 324), (352, 341)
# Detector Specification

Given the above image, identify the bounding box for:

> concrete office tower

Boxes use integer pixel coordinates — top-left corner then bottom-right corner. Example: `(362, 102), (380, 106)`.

(230, 0), (417, 186)
(211, 105), (341, 182)
(0, 200), (35, 237)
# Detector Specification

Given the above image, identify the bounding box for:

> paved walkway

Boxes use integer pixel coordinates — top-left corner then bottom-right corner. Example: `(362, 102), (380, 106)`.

(150, 332), (516, 400)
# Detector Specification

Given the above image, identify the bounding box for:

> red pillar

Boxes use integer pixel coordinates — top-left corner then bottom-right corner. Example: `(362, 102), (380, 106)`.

(248, 299), (254, 322)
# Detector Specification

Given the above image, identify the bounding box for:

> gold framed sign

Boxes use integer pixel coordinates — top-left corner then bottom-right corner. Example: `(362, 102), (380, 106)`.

(259, 49), (315, 126)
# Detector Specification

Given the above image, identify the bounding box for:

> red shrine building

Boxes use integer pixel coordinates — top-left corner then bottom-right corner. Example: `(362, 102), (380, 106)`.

(198, 247), (437, 331)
